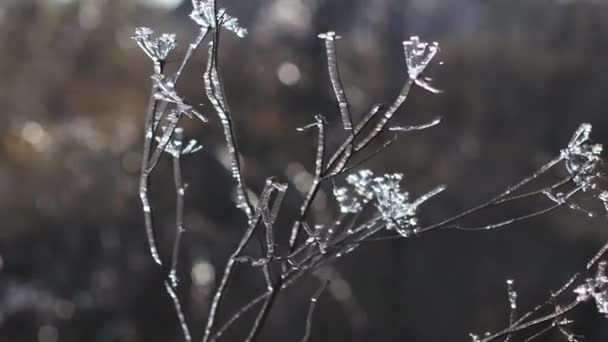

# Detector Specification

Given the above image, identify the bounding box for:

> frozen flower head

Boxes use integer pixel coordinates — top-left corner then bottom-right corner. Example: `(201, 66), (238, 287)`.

(371, 173), (419, 233)
(574, 261), (608, 317)
(403, 36), (439, 80)
(334, 169), (445, 237)
(561, 123), (603, 191)
(133, 27), (177, 62)
(190, 0), (247, 38)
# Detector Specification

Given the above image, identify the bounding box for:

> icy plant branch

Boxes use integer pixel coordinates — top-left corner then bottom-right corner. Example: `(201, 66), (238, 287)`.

(575, 261), (608, 317)
(132, 2), (608, 342)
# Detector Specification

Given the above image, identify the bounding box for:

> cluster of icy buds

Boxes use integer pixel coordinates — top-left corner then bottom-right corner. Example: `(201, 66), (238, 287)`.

(190, 0), (247, 38)
(574, 261), (608, 316)
(561, 123), (603, 191)
(132, 27), (177, 63)
(333, 169), (444, 237)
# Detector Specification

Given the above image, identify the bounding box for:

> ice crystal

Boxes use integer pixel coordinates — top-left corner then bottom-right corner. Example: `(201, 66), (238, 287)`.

(333, 169), (445, 236)
(403, 36), (439, 80)
(561, 123), (603, 191)
(156, 127), (203, 158)
(190, 0), (247, 38)
(151, 75), (207, 122)
(574, 261), (608, 317)
(132, 27), (177, 62)
(599, 191), (608, 212)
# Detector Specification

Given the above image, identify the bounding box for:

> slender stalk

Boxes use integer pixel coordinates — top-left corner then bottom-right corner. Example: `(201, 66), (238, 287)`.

(354, 77), (415, 151)
(204, 38), (253, 222)
(169, 128), (186, 286)
(480, 301), (581, 342)
(175, 27), (209, 81)
(325, 104), (383, 174)
(165, 281), (192, 342)
(244, 279), (282, 342)
(201, 180), (275, 342)
(139, 61), (164, 266)
(301, 281), (329, 342)
(289, 116), (326, 250)
(319, 31), (353, 131)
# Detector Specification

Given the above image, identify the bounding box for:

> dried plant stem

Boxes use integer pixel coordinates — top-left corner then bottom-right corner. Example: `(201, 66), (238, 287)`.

(139, 61), (164, 266)
(354, 78), (415, 151)
(481, 301), (581, 342)
(320, 32), (353, 131)
(165, 281), (192, 342)
(201, 180), (276, 342)
(289, 116), (326, 250)
(204, 37), (253, 222)
(169, 130), (186, 285)
(175, 27), (209, 80)
(301, 281), (329, 342)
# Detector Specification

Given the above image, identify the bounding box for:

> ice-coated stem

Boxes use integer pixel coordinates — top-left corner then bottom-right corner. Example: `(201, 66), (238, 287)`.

(301, 281), (329, 342)
(318, 31), (353, 131)
(204, 39), (253, 222)
(139, 61), (165, 266)
(201, 179), (276, 342)
(169, 128), (186, 286)
(175, 27), (209, 81)
(165, 281), (192, 342)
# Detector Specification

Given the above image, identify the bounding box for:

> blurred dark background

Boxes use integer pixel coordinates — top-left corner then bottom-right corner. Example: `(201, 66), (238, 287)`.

(2, 0), (608, 341)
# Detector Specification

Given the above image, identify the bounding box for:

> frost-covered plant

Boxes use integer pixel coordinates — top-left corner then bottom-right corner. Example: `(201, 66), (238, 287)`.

(132, 28), (176, 63)
(334, 170), (444, 236)
(133, 1), (608, 342)
(561, 123), (603, 191)
(575, 261), (608, 317)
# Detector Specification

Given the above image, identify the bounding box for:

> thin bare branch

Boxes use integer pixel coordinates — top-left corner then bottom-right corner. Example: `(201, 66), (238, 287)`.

(204, 37), (253, 222)
(175, 27), (209, 81)
(169, 127), (186, 287)
(480, 301), (581, 342)
(201, 178), (276, 342)
(354, 78), (415, 152)
(165, 281), (192, 342)
(325, 104), (383, 175)
(139, 61), (164, 266)
(338, 134), (398, 175)
(389, 116), (442, 132)
(319, 31), (353, 131)
(301, 281), (329, 342)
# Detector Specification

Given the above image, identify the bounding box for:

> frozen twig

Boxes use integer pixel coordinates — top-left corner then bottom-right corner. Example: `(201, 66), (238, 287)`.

(169, 128), (187, 287)
(318, 32), (353, 131)
(204, 39), (253, 222)
(301, 281), (329, 342)
(139, 61), (164, 266)
(165, 281), (192, 342)
(201, 178), (278, 342)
